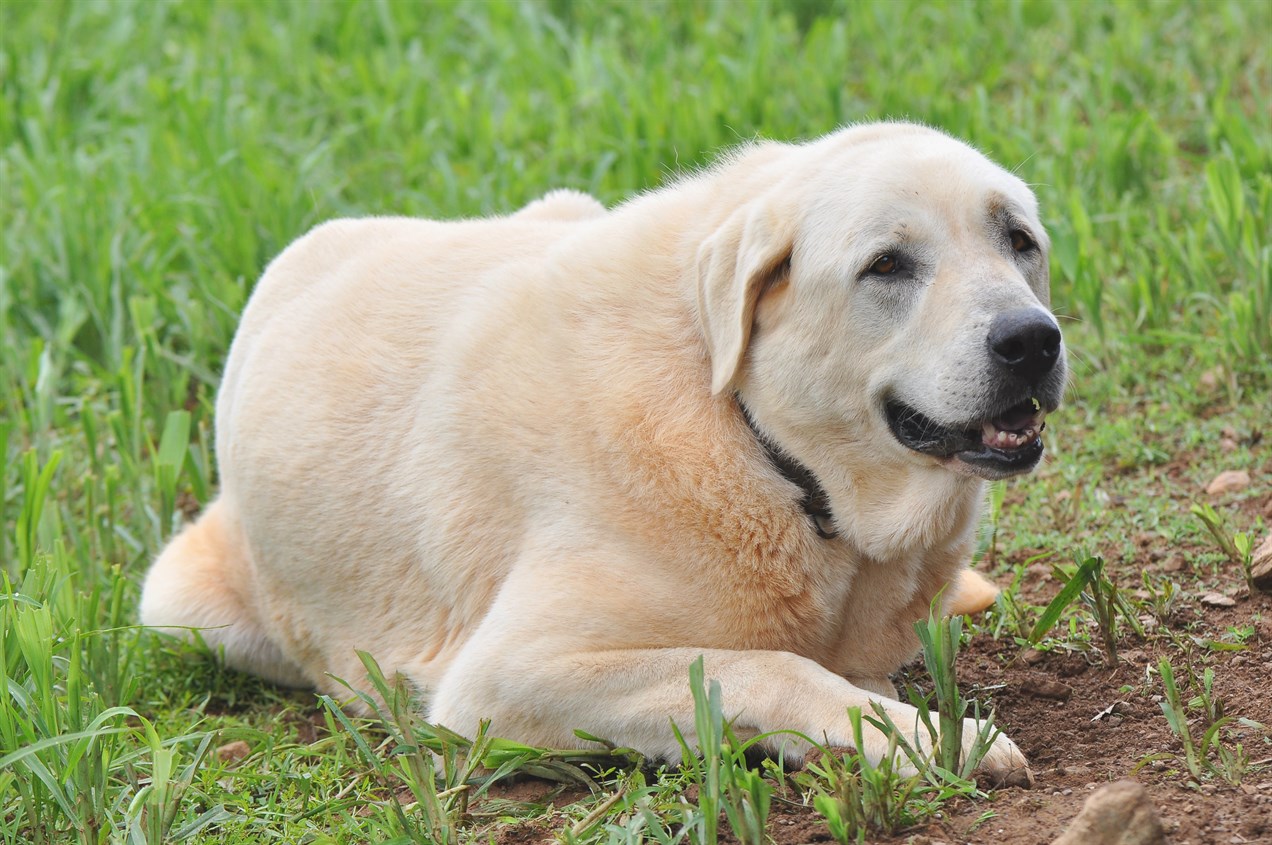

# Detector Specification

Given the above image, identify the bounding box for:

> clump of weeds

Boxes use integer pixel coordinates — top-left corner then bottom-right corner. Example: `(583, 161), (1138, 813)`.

(1025, 555), (1142, 664)
(1141, 658), (1268, 787)
(1191, 503), (1262, 594)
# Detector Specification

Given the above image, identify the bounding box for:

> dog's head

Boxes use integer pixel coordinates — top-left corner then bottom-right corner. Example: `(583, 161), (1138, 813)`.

(697, 123), (1066, 482)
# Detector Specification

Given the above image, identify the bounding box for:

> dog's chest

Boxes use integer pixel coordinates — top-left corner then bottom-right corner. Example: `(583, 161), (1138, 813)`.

(710, 538), (961, 677)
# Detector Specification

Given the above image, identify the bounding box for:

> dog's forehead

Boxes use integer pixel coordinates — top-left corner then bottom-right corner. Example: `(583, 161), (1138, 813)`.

(804, 129), (1040, 230)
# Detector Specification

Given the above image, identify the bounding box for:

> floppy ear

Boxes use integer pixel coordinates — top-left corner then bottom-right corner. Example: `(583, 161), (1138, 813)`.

(695, 199), (796, 395)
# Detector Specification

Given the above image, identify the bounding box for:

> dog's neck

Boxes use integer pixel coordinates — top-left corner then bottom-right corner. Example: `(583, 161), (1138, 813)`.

(737, 401), (837, 539)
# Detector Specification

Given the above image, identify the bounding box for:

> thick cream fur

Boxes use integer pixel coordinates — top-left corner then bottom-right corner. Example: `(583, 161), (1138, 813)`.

(140, 123), (1049, 775)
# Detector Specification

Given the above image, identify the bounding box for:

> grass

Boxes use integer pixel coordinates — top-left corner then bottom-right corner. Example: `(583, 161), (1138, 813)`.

(1, 0), (1269, 842)
(908, 605), (1002, 781)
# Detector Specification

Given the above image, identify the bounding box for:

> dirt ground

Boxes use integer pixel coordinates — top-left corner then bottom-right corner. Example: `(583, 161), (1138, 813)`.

(913, 598), (1272, 845)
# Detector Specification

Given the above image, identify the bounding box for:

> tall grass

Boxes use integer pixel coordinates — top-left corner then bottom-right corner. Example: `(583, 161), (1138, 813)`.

(1, 1), (1268, 841)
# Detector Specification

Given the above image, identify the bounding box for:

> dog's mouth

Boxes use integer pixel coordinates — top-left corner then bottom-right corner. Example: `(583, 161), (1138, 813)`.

(884, 397), (1048, 478)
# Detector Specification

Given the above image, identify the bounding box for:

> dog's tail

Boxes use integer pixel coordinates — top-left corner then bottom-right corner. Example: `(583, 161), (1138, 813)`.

(139, 499), (309, 687)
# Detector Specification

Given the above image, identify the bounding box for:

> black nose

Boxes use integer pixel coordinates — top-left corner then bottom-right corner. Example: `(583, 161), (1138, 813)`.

(987, 309), (1062, 381)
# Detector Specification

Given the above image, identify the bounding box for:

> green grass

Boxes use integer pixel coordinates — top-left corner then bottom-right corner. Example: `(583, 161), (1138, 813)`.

(2, 0), (1269, 842)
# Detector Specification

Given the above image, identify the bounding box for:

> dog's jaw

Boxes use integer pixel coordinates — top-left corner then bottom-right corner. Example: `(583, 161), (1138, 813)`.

(883, 396), (1051, 480)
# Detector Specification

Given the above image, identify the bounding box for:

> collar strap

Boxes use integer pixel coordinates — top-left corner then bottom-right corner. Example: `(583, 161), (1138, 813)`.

(738, 402), (838, 539)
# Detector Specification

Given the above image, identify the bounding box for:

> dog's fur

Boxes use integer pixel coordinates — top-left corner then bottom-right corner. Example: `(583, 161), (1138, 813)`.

(141, 122), (1066, 775)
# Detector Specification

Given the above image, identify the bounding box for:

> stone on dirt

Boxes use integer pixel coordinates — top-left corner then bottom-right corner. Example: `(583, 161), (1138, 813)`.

(1022, 677), (1074, 701)
(1252, 533), (1272, 593)
(1200, 591), (1237, 607)
(1051, 780), (1164, 845)
(216, 740), (251, 764)
(1205, 469), (1250, 495)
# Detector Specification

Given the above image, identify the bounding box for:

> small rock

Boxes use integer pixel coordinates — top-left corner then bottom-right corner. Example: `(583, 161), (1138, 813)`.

(1022, 678), (1074, 701)
(1206, 469), (1250, 495)
(1200, 592), (1236, 607)
(1022, 648), (1046, 665)
(1051, 780), (1165, 845)
(216, 740), (251, 764)
(1252, 533), (1272, 593)
(1219, 437), (1239, 452)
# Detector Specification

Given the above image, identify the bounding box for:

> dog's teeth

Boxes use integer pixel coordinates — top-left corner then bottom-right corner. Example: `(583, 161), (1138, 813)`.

(982, 422), (1040, 450)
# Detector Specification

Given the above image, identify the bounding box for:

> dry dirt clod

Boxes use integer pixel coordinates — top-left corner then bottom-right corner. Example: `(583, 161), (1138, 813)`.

(1252, 533), (1272, 593)
(1201, 592), (1237, 607)
(1051, 780), (1165, 845)
(1206, 469), (1251, 495)
(1022, 677), (1074, 701)
(216, 740), (251, 764)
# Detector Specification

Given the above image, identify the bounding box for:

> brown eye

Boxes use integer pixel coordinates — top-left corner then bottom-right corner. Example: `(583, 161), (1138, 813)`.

(869, 254), (899, 275)
(1010, 229), (1036, 253)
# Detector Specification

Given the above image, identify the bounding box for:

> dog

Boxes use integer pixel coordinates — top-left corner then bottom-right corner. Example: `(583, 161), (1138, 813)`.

(141, 122), (1065, 776)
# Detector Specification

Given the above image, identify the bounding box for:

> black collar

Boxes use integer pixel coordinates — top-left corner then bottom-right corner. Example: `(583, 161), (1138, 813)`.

(738, 401), (838, 539)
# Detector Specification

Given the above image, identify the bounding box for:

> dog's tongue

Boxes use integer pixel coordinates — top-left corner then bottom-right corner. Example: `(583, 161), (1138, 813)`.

(980, 400), (1045, 451)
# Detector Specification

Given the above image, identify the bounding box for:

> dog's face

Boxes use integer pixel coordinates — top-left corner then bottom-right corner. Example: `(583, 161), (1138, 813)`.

(698, 124), (1067, 482)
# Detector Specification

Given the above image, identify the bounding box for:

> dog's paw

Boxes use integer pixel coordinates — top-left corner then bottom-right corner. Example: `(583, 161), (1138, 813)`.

(964, 721), (1033, 786)
(859, 712), (1031, 784)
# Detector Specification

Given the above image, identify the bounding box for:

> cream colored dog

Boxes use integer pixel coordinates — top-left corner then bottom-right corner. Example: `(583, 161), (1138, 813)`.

(141, 122), (1066, 776)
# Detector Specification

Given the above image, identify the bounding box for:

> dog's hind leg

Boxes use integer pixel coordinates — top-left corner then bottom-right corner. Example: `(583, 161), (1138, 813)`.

(139, 499), (309, 688)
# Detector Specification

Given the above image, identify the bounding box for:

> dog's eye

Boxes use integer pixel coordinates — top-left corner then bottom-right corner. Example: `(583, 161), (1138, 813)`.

(869, 254), (900, 275)
(1010, 229), (1036, 253)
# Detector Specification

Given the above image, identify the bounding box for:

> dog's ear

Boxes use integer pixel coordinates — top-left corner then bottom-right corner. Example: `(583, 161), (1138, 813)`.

(695, 198), (795, 395)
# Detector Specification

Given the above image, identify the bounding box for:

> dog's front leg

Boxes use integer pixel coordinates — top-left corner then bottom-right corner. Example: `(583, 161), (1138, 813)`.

(429, 644), (1027, 776)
